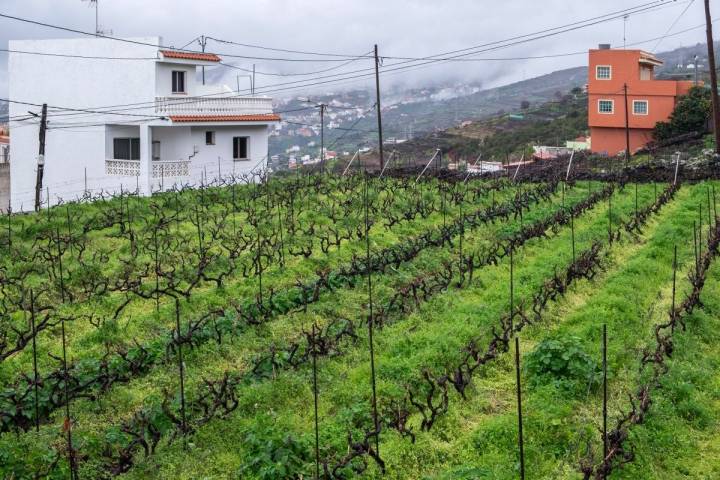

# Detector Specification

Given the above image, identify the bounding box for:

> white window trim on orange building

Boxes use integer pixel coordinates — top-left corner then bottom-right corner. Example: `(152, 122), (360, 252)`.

(632, 100), (649, 115)
(596, 65), (612, 80)
(598, 99), (614, 114)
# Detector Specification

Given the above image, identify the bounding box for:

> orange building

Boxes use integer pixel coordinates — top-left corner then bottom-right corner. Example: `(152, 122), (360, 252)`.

(588, 45), (695, 156)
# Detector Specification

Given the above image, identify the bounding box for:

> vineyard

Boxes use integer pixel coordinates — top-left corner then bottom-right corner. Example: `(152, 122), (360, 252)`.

(0, 167), (719, 480)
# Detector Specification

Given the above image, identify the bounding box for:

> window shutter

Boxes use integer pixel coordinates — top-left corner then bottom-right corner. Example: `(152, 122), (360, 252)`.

(113, 138), (129, 160)
(240, 138), (248, 159)
(130, 138), (140, 160)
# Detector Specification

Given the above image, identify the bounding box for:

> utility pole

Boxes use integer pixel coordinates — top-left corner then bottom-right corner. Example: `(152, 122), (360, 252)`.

(199, 35), (207, 85)
(252, 64), (256, 96)
(320, 103), (325, 170)
(374, 44), (385, 172)
(34, 103), (47, 212)
(705, 0), (720, 155)
(624, 83), (631, 166)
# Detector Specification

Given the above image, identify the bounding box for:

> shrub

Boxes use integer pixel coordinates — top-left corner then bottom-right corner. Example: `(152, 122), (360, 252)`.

(525, 336), (600, 393)
(239, 422), (312, 480)
(654, 86), (711, 141)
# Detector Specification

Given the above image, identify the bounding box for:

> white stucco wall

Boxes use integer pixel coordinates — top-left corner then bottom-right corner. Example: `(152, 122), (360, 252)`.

(152, 126), (194, 160)
(8, 37), (159, 209)
(155, 62), (198, 97)
(149, 124), (270, 191)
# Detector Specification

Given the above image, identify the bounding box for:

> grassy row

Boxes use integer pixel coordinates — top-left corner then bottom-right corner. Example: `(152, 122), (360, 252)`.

(111, 183), (645, 479)
(377, 182), (713, 479)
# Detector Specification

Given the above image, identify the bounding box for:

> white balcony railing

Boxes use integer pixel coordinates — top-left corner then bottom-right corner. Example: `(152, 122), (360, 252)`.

(106, 159), (139, 176)
(105, 159), (191, 178)
(152, 160), (190, 178)
(154, 96), (273, 116)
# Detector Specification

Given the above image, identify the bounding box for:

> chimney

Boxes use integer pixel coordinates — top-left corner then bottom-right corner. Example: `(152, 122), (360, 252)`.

(598, 44), (611, 50)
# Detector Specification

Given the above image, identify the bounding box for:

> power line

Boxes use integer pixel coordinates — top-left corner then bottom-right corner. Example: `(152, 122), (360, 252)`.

(1, 1), (691, 121)
(0, 47), (156, 60)
(206, 36), (371, 58)
(652, 0), (696, 52)
(218, 50), (373, 77)
(0, 12), (365, 62)
(0, 97), (166, 118)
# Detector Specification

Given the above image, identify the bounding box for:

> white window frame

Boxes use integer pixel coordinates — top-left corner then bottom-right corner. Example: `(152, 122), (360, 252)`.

(632, 100), (649, 116)
(596, 65), (612, 80)
(152, 140), (161, 160)
(598, 99), (614, 114)
(171, 70), (186, 94)
(113, 137), (141, 160)
(205, 131), (215, 145)
(233, 136), (250, 161)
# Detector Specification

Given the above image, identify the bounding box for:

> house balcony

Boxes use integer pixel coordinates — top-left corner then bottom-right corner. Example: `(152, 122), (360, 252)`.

(154, 96), (273, 116)
(105, 159), (191, 178)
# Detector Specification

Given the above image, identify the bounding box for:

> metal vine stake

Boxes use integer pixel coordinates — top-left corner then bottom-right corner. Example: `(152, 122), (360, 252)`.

(671, 245), (678, 334)
(30, 289), (40, 433)
(174, 298), (188, 446)
(602, 323), (608, 478)
(571, 211), (576, 264)
(608, 194), (613, 244)
(514, 336), (525, 480)
(61, 313), (78, 480)
(364, 165), (380, 457)
(509, 246), (514, 331)
(312, 322), (320, 480)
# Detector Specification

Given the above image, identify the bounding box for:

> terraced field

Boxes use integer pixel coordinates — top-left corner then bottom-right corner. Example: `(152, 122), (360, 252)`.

(0, 173), (718, 479)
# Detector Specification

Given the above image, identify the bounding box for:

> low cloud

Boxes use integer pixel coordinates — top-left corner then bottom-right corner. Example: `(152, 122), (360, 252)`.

(0, 0), (712, 99)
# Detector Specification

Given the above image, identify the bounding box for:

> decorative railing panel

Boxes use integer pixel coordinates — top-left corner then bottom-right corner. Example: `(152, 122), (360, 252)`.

(152, 160), (190, 178)
(154, 96), (273, 115)
(105, 159), (140, 176)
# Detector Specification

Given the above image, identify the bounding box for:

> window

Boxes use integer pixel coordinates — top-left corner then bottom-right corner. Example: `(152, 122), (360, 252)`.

(152, 140), (161, 160)
(633, 100), (649, 115)
(113, 138), (140, 160)
(171, 70), (186, 93)
(598, 99), (614, 114)
(233, 136), (249, 160)
(205, 131), (215, 145)
(596, 65), (611, 80)
(640, 66), (653, 81)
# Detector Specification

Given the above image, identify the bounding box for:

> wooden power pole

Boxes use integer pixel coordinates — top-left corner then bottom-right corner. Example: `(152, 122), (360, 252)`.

(319, 103), (325, 170)
(705, 0), (720, 155)
(624, 83), (631, 166)
(34, 103), (47, 212)
(374, 44), (385, 172)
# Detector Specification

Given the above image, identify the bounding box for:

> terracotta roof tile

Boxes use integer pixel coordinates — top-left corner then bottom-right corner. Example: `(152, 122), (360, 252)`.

(159, 50), (221, 62)
(169, 114), (281, 123)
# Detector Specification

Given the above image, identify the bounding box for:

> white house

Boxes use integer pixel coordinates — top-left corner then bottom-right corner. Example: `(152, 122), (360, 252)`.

(8, 36), (279, 211)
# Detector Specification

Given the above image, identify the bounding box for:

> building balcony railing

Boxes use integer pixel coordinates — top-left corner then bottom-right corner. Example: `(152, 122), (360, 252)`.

(105, 159), (191, 178)
(152, 160), (190, 178)
(106, 159), (139, 176)
(154, 96), (273, 116)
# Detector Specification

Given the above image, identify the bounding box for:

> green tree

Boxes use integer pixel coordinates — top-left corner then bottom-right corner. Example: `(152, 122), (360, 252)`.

(654, 86), (711, 141)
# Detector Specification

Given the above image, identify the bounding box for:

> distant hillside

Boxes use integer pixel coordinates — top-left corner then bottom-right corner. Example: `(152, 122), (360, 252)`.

(380, 66), (587, 139)
(0, 101), (7, 123)
(352, 89), (589, 169)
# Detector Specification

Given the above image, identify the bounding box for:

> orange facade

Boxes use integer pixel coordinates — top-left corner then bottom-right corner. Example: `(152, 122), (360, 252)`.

(588, 48), (694, 156)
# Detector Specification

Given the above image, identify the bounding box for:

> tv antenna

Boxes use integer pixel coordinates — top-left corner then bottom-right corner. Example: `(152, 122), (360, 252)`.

(82, 0), (112, 36)
(623, 14), (629, 49)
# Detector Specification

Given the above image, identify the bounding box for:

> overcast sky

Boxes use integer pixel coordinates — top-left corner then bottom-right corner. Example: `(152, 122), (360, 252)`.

(0, 0), (715, 99)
